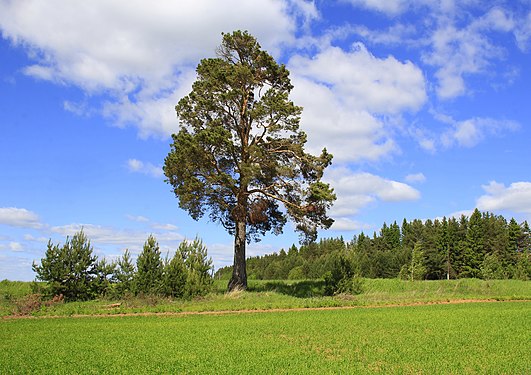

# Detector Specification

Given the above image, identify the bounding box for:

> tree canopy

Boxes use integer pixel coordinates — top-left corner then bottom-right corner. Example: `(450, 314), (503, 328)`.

(164, 30), (336, 290)
(215, 210), (530, 282)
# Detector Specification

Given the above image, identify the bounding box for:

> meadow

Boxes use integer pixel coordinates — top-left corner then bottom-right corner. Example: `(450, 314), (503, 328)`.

(1, 301), (529, 374)
(2, 278), (530, 317)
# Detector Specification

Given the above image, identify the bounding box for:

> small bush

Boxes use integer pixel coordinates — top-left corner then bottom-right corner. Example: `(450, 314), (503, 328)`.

(324, 253), (363, 296)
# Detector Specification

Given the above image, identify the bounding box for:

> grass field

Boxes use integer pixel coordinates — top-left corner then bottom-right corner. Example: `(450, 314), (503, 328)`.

(1, 301), (529, 374)
(2, 278), (529, 317)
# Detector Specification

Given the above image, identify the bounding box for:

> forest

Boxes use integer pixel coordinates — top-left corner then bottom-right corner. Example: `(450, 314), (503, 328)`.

(215, 209), (531, 281)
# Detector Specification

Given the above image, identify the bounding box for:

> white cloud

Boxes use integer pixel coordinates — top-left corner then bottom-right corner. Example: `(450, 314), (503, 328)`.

(405, 173), (426, 184)
(477, 181), (531, 214)
(444, 209), (474, 221)
(0, 254), (34, 281)
(8, 242), (23, 252)
(126, 215), (150, 223)
(0, 0), (300, 138)
(353, 23), (417, 46)
(0, 207), (43, 229)
(423, 6), (518, 99)
(50, 223), (185, 258)
(342, 0), (408, 15)
(151, 223), (179, 231)
(127, 159), (163, 178)
(515, 11), (531, 52)
(330, 217), (372, 231)
(441, 117), (519, 148)
(290, 43), (426, 115)
(347, 3), (526, 100)
(325, 168), (421, 218)
(289, 43), (426, 162)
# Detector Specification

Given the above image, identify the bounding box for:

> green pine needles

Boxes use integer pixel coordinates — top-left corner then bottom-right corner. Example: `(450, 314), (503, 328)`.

(32, 230), (214, 302)
(164, 31), (336, 291)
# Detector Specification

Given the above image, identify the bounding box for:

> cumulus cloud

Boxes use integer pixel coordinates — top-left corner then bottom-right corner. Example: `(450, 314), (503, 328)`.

(289, 42), (426, 162)
(477, 181), (531, 214)
(0, 0), (301, 137)
(324, 168), (421, 218)
(127, 159), (163, 178)
(0, 207), (43, 229)
(290, 43), (426, 114)
(346, 2), (526, 100)
(441, 117), (519, 148)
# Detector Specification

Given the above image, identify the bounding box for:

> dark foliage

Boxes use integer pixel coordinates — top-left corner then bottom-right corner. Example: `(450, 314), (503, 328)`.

(32, 231), (214, 302)
(215, 209), (530, 281)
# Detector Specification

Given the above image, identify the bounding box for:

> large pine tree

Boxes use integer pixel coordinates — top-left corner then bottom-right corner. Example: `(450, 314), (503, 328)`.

(164, 31), (335, 290)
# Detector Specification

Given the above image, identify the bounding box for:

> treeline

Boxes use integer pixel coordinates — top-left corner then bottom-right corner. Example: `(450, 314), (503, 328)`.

(32, 231), (213, 302)
(215, 209), (531, 281)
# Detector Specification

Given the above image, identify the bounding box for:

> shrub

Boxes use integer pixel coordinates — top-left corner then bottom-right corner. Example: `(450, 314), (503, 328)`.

(288, 266), (305, 280)
(480, 254), (507, 280)
(324, 253), (363, 296)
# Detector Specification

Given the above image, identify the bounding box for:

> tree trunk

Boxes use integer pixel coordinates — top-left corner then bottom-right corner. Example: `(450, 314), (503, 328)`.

(228, 219), (247, 291)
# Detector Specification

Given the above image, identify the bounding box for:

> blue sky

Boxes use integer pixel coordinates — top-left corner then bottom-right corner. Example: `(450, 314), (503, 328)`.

(1, 0), (530, 281)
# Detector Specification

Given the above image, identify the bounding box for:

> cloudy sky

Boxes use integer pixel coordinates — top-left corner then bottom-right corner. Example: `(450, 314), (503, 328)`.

(1, 0), (530, 281)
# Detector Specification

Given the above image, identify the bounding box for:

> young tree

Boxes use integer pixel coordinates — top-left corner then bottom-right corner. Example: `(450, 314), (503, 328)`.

(164, 31), (336, 291)
(135, 235), (164, 295)
(163, 250), (187, 298)
(93, 258), (116, 297)
(324, 252), (363, 296)
(114, 249), (136, 297)
(179, 237), (214, 297)
(32, 230), (98, 301)
(399, 241), (426, 281)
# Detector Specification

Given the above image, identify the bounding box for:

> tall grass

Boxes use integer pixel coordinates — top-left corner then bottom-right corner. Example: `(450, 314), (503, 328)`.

(1, 278), (529, 317)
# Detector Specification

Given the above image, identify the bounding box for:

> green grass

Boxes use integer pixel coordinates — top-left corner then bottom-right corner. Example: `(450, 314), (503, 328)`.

(1, 302), (529, 374)
(1, 278), (529, 317)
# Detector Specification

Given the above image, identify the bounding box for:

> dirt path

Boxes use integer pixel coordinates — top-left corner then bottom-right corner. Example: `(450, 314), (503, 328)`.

(3, 298), (529, 320)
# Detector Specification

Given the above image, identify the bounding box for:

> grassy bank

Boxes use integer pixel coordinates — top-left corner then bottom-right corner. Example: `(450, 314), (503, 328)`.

(2, 278), (529, 317)
(1, 302), (529, 373)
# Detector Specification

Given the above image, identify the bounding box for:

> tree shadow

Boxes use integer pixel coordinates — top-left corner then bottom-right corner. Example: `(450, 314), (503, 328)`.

(249, 280), (325, 298)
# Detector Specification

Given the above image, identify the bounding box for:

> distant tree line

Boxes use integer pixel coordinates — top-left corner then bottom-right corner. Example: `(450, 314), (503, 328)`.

(215, 209), (531, 281)
(32, 231), (213, 302)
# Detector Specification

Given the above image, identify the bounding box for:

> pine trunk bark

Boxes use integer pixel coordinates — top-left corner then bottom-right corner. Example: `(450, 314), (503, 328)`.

(228, 219), (247, 291)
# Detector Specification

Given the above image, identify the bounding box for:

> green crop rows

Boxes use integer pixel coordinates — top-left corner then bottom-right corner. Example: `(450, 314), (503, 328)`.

(1, 301), (529, 374)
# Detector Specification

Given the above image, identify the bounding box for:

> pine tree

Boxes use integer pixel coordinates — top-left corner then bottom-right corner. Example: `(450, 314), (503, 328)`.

(135, 235), (164, 295)
(180, 237), (214, 297)
(115, 249), (136, 297)
(32, 230), (98, 301)
(163, 250), (187, 298)
(164, 31), (335, 291)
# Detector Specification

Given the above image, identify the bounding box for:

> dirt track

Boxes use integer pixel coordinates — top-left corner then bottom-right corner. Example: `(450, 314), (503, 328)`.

(4, 298), (529, 320)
